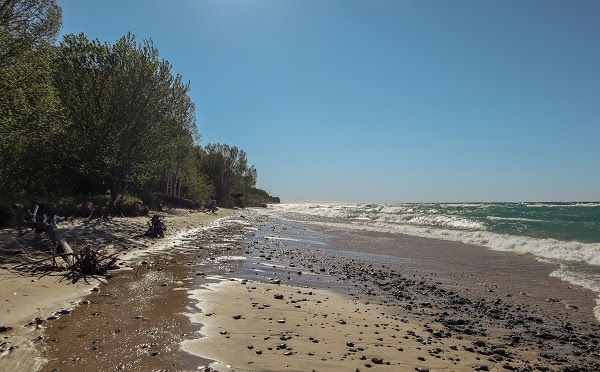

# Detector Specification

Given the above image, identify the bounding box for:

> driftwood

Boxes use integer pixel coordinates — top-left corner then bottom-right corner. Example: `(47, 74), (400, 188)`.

(205, 200), (218, 213)
(144, 214), (166, 238)
(23, 205), (73, 264)
(13, 245), (118, 276)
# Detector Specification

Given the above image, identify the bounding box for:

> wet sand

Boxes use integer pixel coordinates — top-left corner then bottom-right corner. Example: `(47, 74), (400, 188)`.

(41, 252), (212, 371)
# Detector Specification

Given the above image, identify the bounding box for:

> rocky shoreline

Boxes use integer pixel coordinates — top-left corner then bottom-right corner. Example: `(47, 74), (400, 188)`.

(234, 214), (600, 371)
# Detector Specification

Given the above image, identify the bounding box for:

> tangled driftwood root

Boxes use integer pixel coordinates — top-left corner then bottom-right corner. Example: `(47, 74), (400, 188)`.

(13, 245), (119, 277)
(144, 214), (166, 238)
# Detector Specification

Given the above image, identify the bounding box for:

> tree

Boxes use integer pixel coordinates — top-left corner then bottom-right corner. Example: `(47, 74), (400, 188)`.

(54, 33), (214, 208)
(198, 144), (258, 207)
(0, 0), (66, 196)
(0, 0), (62, 64)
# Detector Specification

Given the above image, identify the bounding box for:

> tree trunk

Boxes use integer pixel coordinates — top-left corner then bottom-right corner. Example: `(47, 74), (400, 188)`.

(25, 205), (73, 264)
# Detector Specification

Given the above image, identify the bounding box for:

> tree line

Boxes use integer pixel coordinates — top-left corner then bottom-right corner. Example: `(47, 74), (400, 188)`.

(0, 0), (278, 211)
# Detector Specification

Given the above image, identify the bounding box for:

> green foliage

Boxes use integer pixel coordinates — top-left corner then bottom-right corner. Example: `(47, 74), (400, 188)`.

(0, 0), (62, 64)
(236, 188), (281, 208)
(0, 0), (66, 196)
(198, 143), (259, 207)
(0, 1), (279, 211)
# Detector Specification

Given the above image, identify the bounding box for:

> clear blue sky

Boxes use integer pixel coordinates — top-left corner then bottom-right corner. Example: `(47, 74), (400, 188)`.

(57, 0), (600, 202)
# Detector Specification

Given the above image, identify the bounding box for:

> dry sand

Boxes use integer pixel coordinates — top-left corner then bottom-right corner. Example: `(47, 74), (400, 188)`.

(0, 209), (234, 371)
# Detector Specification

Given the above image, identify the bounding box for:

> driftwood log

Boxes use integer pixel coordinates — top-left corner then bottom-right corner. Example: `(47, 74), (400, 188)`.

(144, 214), (166, 238)
(24, 204), (73, 263)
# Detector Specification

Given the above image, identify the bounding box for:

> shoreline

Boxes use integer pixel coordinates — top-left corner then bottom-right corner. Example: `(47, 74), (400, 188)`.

(186, 211), (600, 371)
(1, 208), (599, 371)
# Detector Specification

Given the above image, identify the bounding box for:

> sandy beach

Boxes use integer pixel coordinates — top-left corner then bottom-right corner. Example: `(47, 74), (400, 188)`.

(0, 209), (235, 371)
(1, 208), (599, 371)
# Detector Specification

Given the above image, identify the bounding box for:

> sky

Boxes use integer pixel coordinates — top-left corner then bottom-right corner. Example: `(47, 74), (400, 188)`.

(57, 0), (600, 203)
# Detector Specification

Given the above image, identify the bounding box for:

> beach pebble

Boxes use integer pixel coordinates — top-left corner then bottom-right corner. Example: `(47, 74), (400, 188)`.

(232, 315), (242, 320)
(371, 357), (384, 364)
(274, 294), (284, 299)
(493, 348), (506, 356)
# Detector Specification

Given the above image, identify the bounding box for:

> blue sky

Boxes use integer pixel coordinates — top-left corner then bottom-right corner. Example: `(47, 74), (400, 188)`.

(57, 0), (600, 202)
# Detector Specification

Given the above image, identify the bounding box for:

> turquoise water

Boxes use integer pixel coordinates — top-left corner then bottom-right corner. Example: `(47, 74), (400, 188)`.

(363, 202), (600, 243)
(275, 202), (600, 243)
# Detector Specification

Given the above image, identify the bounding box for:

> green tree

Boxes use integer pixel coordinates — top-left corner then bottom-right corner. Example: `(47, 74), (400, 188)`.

(0, 0), (62, 63)
(55, 33), (214, 207)
(199, 143), (258, 207)
(0, 0), (65, 196)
